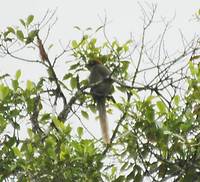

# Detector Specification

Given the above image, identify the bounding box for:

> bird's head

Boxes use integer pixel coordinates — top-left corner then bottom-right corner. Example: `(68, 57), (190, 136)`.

(86, 60), (102, 70)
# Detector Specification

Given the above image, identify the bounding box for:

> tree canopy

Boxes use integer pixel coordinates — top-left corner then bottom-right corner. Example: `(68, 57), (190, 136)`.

(0, 6), (200, 182)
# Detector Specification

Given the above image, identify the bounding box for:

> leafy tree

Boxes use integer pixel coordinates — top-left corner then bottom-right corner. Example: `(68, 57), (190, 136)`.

(0, 6), (200, 182)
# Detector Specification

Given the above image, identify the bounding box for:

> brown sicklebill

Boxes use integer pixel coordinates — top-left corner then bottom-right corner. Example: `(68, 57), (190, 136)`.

(87, 60), (113, 144)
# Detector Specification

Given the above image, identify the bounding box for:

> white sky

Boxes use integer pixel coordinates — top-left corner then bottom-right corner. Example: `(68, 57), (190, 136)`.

(0, 1), (200, 141)
(0, 0), (199, 77)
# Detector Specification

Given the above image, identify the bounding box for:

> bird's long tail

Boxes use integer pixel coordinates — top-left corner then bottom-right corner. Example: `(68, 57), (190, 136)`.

(97, 98), (110, 144)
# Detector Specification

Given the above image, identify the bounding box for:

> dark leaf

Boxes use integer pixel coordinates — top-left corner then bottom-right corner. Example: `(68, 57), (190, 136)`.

(27, 15), (34, 26)
(16, 30), (24, 42)
(19, 19), (26, 27)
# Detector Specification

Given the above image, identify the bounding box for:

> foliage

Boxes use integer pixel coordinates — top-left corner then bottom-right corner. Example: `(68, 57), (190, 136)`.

(0, 8), (200, 182)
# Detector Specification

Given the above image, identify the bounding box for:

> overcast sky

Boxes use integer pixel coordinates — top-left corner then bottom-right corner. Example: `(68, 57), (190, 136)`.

(0, 1), (200, 140)
(0, 0), (199, 77)
(1, 1), (199, 39)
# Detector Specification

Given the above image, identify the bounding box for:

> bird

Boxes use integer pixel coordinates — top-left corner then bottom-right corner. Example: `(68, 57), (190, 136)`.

(87, 60), (113, 144)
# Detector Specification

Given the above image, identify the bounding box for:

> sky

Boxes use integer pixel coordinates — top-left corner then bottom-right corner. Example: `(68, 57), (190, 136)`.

(0, 0), (200, 140)
(0, 0), (199, 77)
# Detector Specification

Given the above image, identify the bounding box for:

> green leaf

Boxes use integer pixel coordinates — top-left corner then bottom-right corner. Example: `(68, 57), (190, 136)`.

(70, 77), (77, 89)
(120, 162), (129, 171)
(123, 44), (129, 52)
(64, 124), (72, 135)
(26, 30), (38, 44)
(173, 95), (180, 106)
(3, 31), (10, 38)
(146, 95), (155, 103)
(11, 109), (20, 117)
(90, 38), (97, 46)
(26, 80), (34, 91)
(16, 30), (24, 42)
(158, 163), (166, 178)
(189, 62), (195, 75)
(13, 122), (20, 129)
(163, 130), (185, 142)
(77, 127), (83, 137)
(7, 27), (15, 34)
(0, 115), (7, 133)
(12, 79), (19, 91)
(127, 170), (136, 181)
(125, 40), (133, 44)
(180, 123), (191, 132)
(27, 143), (33, 154)
(45, 136), (56, 159)
(82, 35), (88, 40)
(52, 116), (65, 132)
(27, 15), (34, 26)
(19, 19), (26, 27)
(73, 26), (81, 31)
(86, 27), (92, 31)
(146, 106), (154, 121)
(27, 128), (34, 139)
(80, 79), (88, 87)
(13, 147), (21, 157)
(131, 89), (140, 99)
(190, 55), (200, 61)
(111, 166), (117, 177)
(116, 46), (123, 53)
(69, 63), (80, 70)
(15, 69), (21, 80)
(95, 26), (103, 32)
(60, 143), (70, 161)
(0, 85), (9, 100)
(134, 172), (143, 182)
(89, 104), (96, 113)
(112, 40), (119, 48)
(40, 113), (50, 122)
(63, 73), (73, 80)
(156, 101), (166, 113)
(72, 40), (78, 48)
(113, 176), (125, 182)
(6, 137), (16, 147)
(121, 61), (129, 71)
(81, 110), (89, 119)
(116, 85), (126, 93)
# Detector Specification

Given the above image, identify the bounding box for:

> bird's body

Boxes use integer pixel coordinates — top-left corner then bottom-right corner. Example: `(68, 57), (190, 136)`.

(89, 63), (111, 98)
(88, 60), (112, 144)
